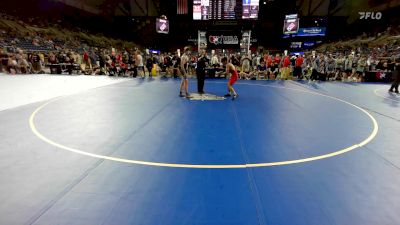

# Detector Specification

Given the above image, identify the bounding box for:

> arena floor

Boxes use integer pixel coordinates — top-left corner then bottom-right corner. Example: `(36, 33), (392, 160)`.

(1, 74), (400, 225)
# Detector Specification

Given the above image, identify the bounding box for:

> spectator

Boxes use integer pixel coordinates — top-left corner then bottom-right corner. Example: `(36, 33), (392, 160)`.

(64, 52), (74, 74)
(0, 50), (8, 73)
(240, 55), (252, 79)
(160, 56), (170, 77)
(274, 54), (281, 66)
(106, 55), (117, 76)
(17, 52), (29, 74)
(389, 59), (400, 93)
(265, 54), (273, 68)
(211, 53), (219, 67)
(172, 52), (181, 78)
(280, 55), (291, 80)
(83, 50), (91, 72)
(251, 54), (259, 69)
(356, 56), (367, 79)
(31, 52), (41, 74)
(310, 55), (320, 81)
(146, 54), (154, 78)
(335, 54), (345, 77)
(318, 55), (327, 81)
(344, 55), (354, 81)
(7, 54), (18, 74)
(230, 53), (240, 68)
(48, 52), (61, 74)
(294, 54), (304, 79)
(326, 55), (336, 80)
(126, 52), (134, 77)
(268, 61), (278, 80)
(255, 60), (268, 80)
(135, 50), (144, 78)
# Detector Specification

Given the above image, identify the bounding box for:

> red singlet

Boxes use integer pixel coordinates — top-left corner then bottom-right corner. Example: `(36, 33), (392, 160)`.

(228, 66), (238, 86)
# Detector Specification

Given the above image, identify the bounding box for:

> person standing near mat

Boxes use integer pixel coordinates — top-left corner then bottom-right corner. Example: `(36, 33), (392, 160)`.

(389, 58), (400, 93)
(179, 47), (191, 97)
(221, 57), (238, 100)
(135, 50), (144, 78)
(196, 49), (209, 94)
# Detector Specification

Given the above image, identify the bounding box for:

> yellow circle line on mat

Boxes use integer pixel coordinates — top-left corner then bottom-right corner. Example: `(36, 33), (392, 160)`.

(29, 82), (379, 169)
(374, 88), (400, 102)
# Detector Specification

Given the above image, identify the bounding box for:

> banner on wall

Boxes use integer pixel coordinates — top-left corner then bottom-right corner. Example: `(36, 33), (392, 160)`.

(206, 31), (241, 49)
(283, 27), (327, 38)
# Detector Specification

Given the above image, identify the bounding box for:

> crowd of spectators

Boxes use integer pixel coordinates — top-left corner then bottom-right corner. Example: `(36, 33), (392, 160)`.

(231, 41), (400, 82)
(1, 42), (399, 84)
(207, 25), (400, 82)
(0, 13), (141, 76)
(184, 38), (399, 83)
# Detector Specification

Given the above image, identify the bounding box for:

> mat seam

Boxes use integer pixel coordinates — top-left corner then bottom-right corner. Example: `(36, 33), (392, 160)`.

(232, 103), (268, 225)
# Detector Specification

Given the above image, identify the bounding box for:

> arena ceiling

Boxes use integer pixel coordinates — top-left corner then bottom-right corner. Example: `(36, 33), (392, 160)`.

(55, 0), (400, 19)
(297, 0), (400, 20)
(53, 0), (161, 16)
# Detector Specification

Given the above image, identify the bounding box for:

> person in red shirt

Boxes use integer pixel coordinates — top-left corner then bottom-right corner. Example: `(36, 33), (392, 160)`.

(116, 54), (123, 63)
(82, 51), (92, 74)
(281, 55), (291, 79)
(266, 54), (273, 68)
(274, 54), (281, 65)
(294, 54), (304, 78)
(83, 51), (89, 63)
(263, 53), (269, 66)
(283, 55), (291, 67)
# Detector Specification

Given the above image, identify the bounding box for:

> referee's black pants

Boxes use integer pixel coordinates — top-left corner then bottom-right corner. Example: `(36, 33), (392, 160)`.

(196, 69), (205, 93)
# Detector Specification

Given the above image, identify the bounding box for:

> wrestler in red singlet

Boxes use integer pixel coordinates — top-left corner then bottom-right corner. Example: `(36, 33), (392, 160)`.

(228, 64), (238, 86)
(221, 57), (238, 100)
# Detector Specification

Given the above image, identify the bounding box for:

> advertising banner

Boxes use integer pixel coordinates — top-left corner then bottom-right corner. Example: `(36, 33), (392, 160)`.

(206, 31), (241, 49)
(283, 14), (299, 34)
(156, 18), (169, 34)
(283, 27), (326, 38)
(298, 27), (326, 36)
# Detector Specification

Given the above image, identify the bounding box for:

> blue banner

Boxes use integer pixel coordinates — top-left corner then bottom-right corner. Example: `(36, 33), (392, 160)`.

(283, 27), (326, 38)
(303, 42), (316, 48)
(299, 27), (326, 36)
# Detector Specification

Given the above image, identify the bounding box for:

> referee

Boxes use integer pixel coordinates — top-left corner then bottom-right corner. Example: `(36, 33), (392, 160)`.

(196, 49), (209, 94)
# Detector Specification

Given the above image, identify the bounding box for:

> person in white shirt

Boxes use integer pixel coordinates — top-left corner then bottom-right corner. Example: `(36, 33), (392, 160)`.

(135, 50), (144, 78)
(240, 54), (252, 79)
(211, 54), (219, 67)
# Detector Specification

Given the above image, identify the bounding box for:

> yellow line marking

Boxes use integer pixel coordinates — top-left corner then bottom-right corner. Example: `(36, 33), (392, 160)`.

(29, 82), (379, 169)
(374, 88), (400, 102)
